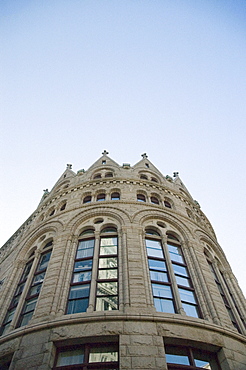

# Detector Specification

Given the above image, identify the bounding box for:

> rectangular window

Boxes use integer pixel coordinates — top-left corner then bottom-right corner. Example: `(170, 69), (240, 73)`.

(53, 342), (119, 369)
(165, 345), (221, 370)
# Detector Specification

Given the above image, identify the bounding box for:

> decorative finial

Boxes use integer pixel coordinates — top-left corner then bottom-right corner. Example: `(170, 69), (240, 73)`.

(67, 164), (72, 169)
(173, 172), (179, 177)
(43, 189), (49, 194)
(102, 150), (109, 155)
(141, 153), (148, 159)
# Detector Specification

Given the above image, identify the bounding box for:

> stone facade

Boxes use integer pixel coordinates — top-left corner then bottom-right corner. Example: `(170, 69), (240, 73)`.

(0, 152), (245, 369)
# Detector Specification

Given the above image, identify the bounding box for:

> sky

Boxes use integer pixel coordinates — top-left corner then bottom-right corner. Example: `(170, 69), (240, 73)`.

(1, 0), (246, 296)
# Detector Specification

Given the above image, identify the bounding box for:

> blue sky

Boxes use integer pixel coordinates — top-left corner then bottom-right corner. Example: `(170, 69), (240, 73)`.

(1, 0), (246, 295)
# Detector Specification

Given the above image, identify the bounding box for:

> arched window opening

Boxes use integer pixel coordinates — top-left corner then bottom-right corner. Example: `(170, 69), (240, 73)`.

(83, 195), (92, 204)
(145, 229), (160, 236)
(208, 261), (242, 333)
(105, 172), (113, 178)
(145, 231), (201, 318)
(16, 242), (53, 328)
(67, 230), (95, 315)
(49, 209), (55, 216)
(166, 236), (201, 318)
(164, 201), (172, 208)
(0, 250), (36, 335)
(151, 196), (159, 204)
(111, 192), (120, 200)
(97, 193), (106, 201)
(145, 231), (175, 314)
(60, 203), (66, 211)
(140, 174), (148, 180)
(66, 226), (119, 315)
(101, 227), (117, 233)
(137, 194), (146, 202)
(94, 173), (101, 179)
(151, 177), (158, 183)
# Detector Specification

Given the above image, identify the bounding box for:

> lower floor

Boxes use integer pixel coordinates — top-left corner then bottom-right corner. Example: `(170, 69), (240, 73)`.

(0, 315), (245, 369)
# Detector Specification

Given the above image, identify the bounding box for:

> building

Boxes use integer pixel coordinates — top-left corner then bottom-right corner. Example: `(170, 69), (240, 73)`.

(0, 152), (245, 369)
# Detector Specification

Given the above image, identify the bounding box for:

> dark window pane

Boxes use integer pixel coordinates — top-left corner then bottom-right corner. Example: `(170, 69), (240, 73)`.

(67, 298), (89, 314)
(69, 285), (90, 299)
(21, 261), (33, 281)
(111, 192), (120, 200)
(154, 298), (175, 313)
(19, 311), (34, 327)
(23, 298), (37, 313)
(57, 349), (84, 366)
(83, 196), (91, 203)
(151, 197), (159, 204)
(33, 272), (45, 285)
(74, 259), (93, 272)
(29, 284), (42, 296)
(97, 193), (106, 201)
(137, 194), (146, 202)
(37, 251), (51, 271)
(73, 271), (92, 283)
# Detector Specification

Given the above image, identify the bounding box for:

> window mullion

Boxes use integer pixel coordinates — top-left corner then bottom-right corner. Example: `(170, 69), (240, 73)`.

(87, 232), (100, 312)
(163, 237), (184, 315)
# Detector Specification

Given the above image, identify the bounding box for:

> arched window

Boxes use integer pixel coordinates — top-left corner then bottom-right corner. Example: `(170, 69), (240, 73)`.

(137, 194), (146, 202)
(140, 174), (148, 180)
(105, 172), (113, 178)
(66, 230), (95, 314)
(145, 230), (201, 318)
(17, 241), (53, 328)
(83, 195), (92, 203)
(0, 251), (35, 336)
(164, 200), (172, 208)
(151, 196), (159, 205)
(145, 229), (175, 314)
(97, 193), (106, 201)
(93, 173), (101, 179)
(166, 233), (200, 318)
(151, 177), (158, 183)
(60, 202), (66, 211)
(111, 192), (120, 200)
(207, 260), (243, 333)
(66, 227), (119, 314)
